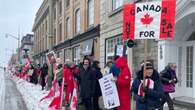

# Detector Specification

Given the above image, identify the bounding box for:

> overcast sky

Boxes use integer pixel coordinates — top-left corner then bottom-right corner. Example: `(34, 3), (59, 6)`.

(0, 0), (43, 67)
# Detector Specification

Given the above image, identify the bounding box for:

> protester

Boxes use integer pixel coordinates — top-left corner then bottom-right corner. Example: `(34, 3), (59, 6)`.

(40, 63), (48, 90)
(92, 60), (103, 110)
(160, 63), (178, 110)
(103, 61), (113, 75)
(132, 61), (165, 110)
(78, 57), (96, 110)
(55, 63), (63, 86)
(33, 64), (41, 84)
(112, 56), (131, 110)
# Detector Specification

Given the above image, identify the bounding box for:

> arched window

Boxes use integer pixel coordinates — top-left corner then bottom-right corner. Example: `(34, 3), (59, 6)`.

(75, 9), (80, 34)
(66, 17), (71, 38)
(87, 0), (94, 28)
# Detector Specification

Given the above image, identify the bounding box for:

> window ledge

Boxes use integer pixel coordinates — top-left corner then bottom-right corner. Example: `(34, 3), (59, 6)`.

(109, 7), (123, 17)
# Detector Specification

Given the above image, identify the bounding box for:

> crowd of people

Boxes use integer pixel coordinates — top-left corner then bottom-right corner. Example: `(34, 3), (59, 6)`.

(11, 55), (178, 110)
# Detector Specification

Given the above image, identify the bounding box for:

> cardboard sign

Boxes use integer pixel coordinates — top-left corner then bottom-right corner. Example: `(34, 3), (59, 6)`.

(99, 74), (120, 109)
(123, 0), (176, 40)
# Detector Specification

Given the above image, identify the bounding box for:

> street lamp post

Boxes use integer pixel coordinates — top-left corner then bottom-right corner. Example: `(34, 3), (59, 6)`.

(5, 33), (20, 62)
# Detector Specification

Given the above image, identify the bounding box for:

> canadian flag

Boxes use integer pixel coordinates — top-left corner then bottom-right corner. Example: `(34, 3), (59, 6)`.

(123, 0), (176, 40)
(40, 80), (57, 102)
(69, 79), (78, 110)
(138, 78), (154, 97)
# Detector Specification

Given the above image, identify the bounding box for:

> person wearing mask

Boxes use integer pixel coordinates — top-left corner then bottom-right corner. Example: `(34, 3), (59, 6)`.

(92, 61), (103, 110)
(113, 56), (131, 110)
(78, 57), (96, 110)
(160, 63), (178, 110)
(40, 63), (48, 90)
(132, 61), (165, 110)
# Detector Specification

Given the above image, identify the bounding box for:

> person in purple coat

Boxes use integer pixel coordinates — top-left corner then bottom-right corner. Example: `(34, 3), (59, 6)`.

(160, 63), (178, 110)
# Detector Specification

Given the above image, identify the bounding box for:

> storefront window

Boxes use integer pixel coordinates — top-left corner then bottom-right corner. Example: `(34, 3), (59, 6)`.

(106, 36), (123, 62)
(73, 46), (81, 65)
(64, 48), (71, 62)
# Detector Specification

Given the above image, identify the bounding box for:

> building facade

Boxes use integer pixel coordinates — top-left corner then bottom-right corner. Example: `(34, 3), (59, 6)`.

(20, 34), (34, 59)
(32, 0), (50, 64)
(52, 0), (100, 64)
(33, 0), (100, 65)
(158, 0), (195, 99)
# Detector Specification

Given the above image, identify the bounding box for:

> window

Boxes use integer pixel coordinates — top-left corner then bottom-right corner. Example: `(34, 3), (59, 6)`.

(75, 9), (81, 34)
(66, 17), (71, 38)
(59, 1), (62, 16)
(54, 28), (56, 44)
(87, 0), (94, 27)
(112, 0), (123, 10)
(66, 0), (70, 7)
(64, 48), (71, 62)
(54, 7), (56, 20)
(106, 36), (123, 62)
(59, 23), (62, 42)
(186, 46), (193, 88)
(73, 46), (81, 65)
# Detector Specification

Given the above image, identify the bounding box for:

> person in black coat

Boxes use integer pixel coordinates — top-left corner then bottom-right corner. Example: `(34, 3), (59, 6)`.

(160, 63), (178, 110)
(40, 63), (48, 90)
(92, 61), (103, 110)
(78, 57), (96, 110)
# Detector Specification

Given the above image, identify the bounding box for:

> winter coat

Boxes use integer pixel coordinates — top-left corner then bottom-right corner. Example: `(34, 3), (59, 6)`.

(78, 66), (96, 99)
(56, 68), (63, 85)
(93, 67), (103, 97)
(132, 69), (165, 110)
(160, 66), (178, 93)
(63, 66), (74, 103)
(115, 57), (131, 110)
(40, 65), (48, 86)
(160, 66), (178, 84)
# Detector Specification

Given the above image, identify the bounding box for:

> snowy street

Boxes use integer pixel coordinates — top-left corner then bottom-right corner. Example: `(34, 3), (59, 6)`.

(0, 70), (27, 110)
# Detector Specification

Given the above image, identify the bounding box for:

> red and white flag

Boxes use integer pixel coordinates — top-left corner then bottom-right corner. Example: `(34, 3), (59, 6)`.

(123, 0), (176, 40)
(69, 79), (78, 110)
(138, 78), (154, 97)
(40, 80), (57, 102)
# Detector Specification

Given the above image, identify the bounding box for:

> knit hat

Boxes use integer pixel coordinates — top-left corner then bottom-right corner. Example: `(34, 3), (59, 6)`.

(141, 61), (154, 70)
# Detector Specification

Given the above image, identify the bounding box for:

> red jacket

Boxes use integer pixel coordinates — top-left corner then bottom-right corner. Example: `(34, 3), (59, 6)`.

(115, 57), (131, 110)
(63, 66), (74, 104)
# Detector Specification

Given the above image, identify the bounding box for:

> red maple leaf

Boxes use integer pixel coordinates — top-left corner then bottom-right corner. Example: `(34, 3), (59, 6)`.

(141, 13), (153, 26)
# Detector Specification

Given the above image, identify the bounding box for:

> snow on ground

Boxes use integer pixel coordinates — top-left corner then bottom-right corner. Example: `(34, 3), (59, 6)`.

(0, 70), (5, 110)
(10, 75), (52, 110)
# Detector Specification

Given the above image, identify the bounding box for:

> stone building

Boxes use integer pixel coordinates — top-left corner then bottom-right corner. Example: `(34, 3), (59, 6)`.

(20, 34), (34, 59)
(32, 0), (100, 64)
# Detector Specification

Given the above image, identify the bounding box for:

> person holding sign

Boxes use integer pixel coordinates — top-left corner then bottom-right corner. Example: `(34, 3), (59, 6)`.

(113, 56), (131, 110)
(132, 62), (165, 110)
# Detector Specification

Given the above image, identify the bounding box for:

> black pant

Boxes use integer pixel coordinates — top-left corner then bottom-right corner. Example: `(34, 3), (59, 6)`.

(83, 98), (94, 110)
(164, 93), (174, 110)
(93, 97), (100, 110)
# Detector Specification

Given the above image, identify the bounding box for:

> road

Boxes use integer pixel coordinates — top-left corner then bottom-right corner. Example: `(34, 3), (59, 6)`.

(0, 70), (28, 110)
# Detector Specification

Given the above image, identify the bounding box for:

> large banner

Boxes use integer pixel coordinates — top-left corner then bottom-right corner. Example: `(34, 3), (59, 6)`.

(99, 74), (120, 109)
(123, 0), (176, 40)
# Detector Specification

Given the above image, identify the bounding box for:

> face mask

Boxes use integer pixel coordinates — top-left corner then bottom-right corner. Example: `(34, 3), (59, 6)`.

(83, 64), (89, 70)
